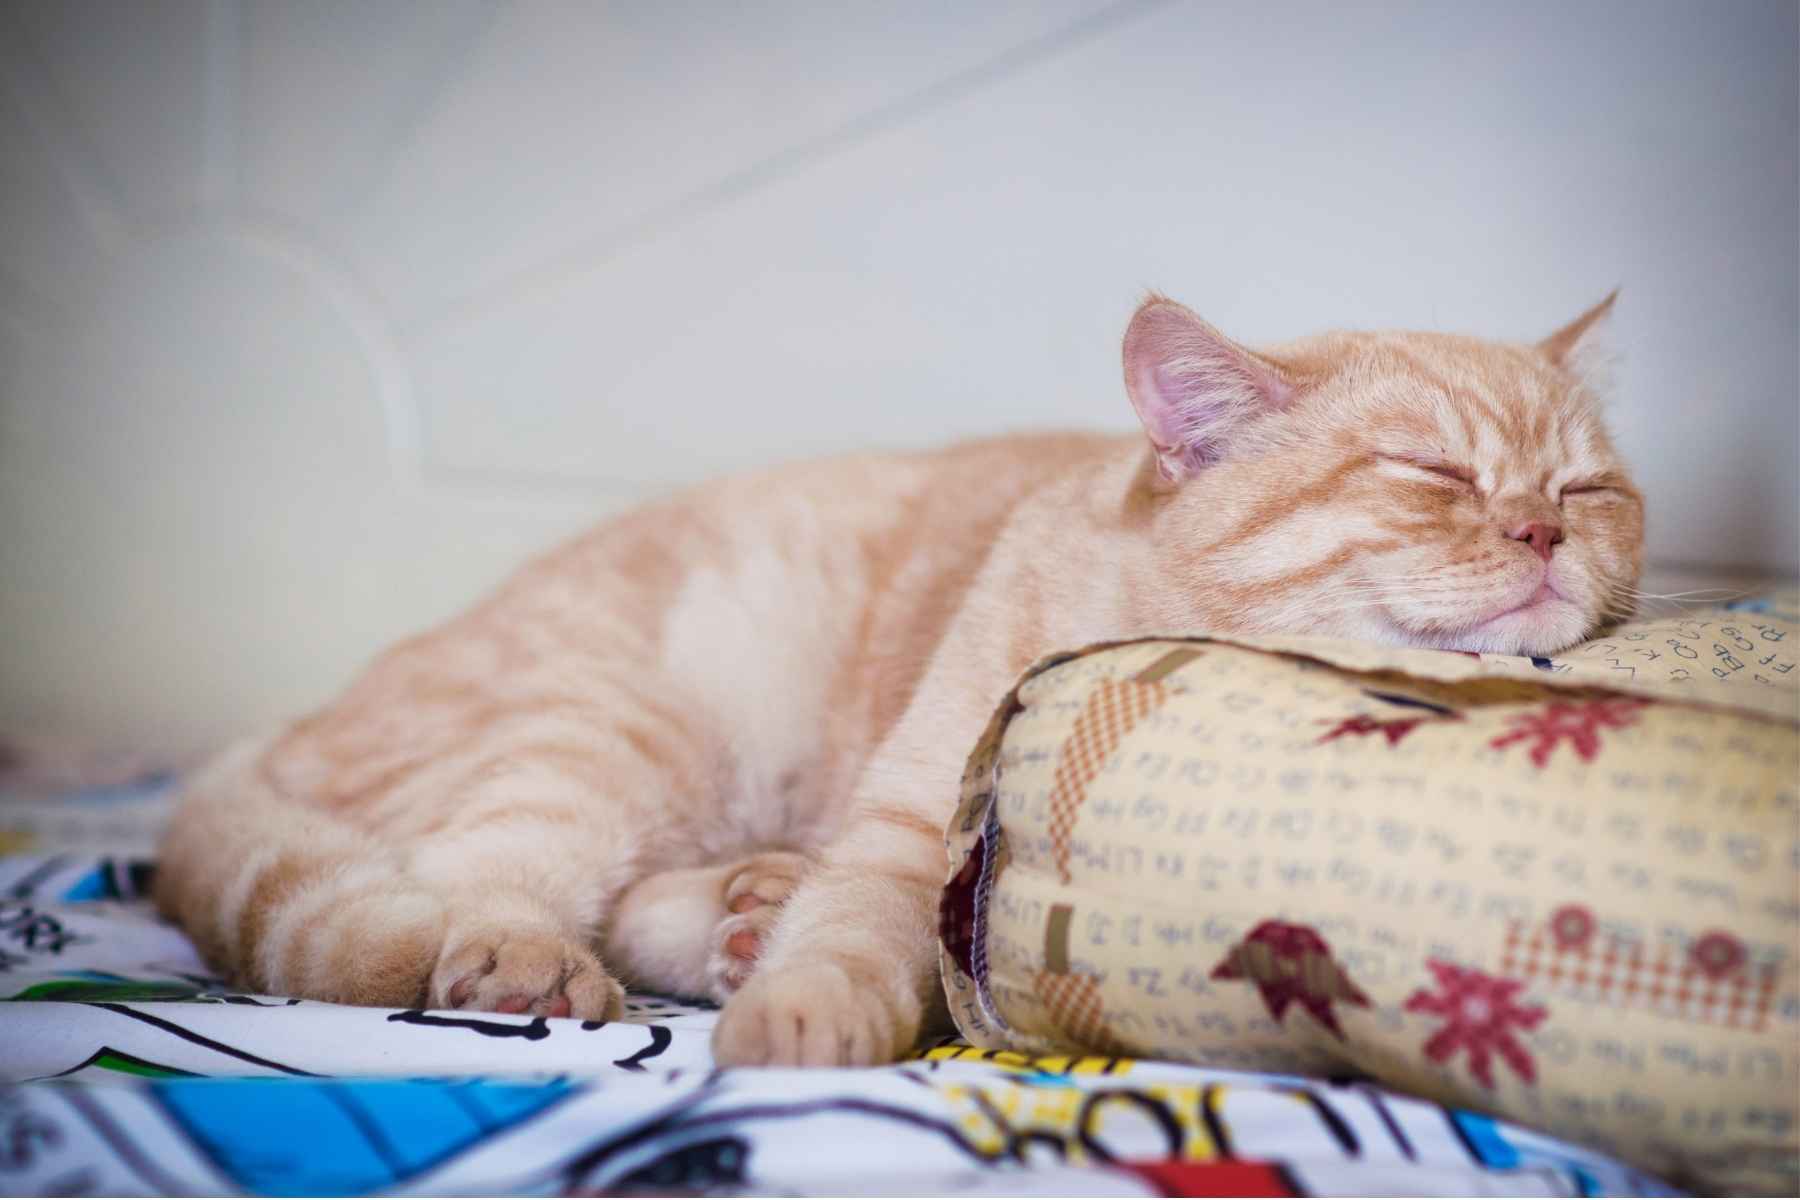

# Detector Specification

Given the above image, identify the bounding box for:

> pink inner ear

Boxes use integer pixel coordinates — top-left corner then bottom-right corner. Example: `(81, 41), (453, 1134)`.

(1124, 303), (1290, 479)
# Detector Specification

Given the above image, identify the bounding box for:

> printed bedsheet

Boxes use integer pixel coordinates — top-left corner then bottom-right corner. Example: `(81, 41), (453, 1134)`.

(0, 847), (1684, 1197)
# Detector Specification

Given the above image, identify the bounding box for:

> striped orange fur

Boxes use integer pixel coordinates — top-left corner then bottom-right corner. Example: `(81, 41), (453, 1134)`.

(154, 294), (1643, 1065)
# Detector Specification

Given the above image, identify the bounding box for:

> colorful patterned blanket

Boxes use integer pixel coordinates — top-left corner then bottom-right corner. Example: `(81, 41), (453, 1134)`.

(0, 844), (1682, 1196)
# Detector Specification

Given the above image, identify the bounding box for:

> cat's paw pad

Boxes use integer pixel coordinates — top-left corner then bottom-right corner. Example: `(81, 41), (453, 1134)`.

(711, 958), (918, 1067)
(705, 852), (809, 1001)
(430, 928), (623, 1021)
(708, 909), (779, 999)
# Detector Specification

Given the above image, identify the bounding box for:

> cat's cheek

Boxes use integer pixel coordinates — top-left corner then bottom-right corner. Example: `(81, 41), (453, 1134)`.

(1569, 491), (1645, 548)
(1563, 522), (1636, 592)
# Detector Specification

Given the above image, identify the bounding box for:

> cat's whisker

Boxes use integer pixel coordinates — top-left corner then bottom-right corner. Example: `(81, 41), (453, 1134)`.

(1617, 585), (1742, 598)
(1306, 588), (1486, 607)
(1307, 598), (1468, 617)
(1302, 579), (1481, 599)
(1617, 586), (1747, 606)
(1605, 586), (1747, 620)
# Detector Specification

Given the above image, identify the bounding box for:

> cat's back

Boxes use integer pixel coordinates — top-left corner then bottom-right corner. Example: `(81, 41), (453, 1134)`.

(557, 430), (1120, 574)
(492, 430), (1123, 647)
(548, 430), (1123, 776)
(259, 431), (1122, 835)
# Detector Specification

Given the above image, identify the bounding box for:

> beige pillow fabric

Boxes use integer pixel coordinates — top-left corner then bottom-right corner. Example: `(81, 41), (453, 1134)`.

(939, 593), (1799, 1195)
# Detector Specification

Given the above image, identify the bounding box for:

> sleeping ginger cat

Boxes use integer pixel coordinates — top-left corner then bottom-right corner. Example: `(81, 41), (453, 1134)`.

(156, 293), (1644, 1066)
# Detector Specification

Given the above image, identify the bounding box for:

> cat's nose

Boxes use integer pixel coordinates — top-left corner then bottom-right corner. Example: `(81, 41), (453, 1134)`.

(1508, 519), (1564, 561)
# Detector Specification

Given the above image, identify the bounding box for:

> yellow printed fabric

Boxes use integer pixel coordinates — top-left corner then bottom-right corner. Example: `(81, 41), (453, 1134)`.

(938, 591), (1800, 1195)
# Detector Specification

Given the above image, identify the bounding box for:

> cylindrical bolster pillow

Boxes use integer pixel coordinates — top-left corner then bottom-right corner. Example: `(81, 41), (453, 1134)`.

(939, 596), (1799, 1196)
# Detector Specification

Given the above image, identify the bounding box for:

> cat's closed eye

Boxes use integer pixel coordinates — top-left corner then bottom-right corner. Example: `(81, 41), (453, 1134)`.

(1558, 481), (1617, 502)
(1386, 456), (1479, 489)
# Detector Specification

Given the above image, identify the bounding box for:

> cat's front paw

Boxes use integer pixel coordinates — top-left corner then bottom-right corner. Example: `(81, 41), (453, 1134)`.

(711, 958), (919, 1067)
(430, 926), (624, 1021)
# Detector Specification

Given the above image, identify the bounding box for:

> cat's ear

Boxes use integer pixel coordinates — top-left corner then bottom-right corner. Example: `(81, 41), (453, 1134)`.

(1538, 289), (1619, 389)
(1122, 295), (1293, 486)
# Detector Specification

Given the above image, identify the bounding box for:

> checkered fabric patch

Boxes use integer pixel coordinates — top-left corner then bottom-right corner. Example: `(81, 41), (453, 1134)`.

(1500, 917), (1778, 1032)
(1034, 969), (1136, 1057)
(1046, 679), (1166, 884)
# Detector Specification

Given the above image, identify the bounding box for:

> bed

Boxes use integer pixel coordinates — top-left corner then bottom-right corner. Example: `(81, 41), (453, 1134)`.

(0, 773), (1680, 1197)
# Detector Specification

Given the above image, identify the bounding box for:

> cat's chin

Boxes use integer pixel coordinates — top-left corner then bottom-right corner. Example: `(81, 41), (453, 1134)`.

(1426, 594), (1591, 657)
(1372, 580), (1592, 657)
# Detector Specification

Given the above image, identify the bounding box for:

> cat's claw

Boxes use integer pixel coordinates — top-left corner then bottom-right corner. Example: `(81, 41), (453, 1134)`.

(430, 927), (623, 1021)
(711, 959), (918, 1067)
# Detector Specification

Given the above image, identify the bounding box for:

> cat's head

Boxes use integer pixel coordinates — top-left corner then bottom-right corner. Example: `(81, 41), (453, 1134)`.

(1123, 293), (1644, 655)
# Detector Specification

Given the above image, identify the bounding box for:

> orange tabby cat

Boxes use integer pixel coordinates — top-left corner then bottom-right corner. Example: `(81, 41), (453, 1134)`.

(154, 293), (1644, 1066)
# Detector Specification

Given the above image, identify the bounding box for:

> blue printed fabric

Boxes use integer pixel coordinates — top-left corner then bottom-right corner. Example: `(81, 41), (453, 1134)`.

(0, 854), (1681, 1196)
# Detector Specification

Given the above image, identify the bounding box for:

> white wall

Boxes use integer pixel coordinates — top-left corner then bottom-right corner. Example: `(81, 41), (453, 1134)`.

(2, 0), (1796, 759)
